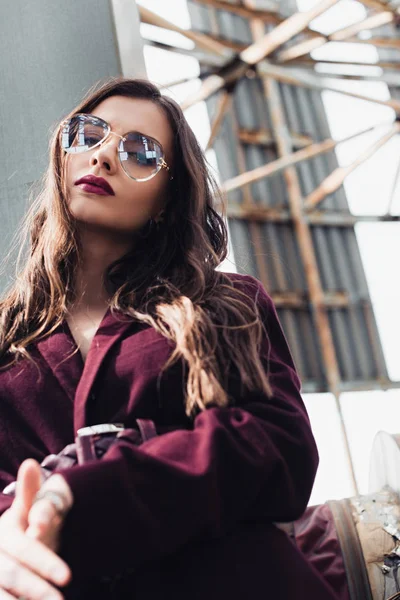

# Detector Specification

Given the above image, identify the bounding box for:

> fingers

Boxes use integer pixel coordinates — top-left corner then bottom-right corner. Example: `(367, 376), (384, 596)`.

(27, 499), (62, 534)
(12, 460), (43, 526)
(25, 505), (63, 553)
(0, 589), (17, 598)
(0, 527), (71, 588)
(0, 548), (64, 600)
(26, 475), (73, 553)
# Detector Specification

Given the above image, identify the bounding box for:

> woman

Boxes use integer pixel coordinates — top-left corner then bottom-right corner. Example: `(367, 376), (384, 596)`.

(0, 78), (337, 599)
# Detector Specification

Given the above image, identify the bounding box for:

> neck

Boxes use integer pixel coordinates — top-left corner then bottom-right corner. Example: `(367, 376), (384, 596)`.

(71, 225), (135, 310)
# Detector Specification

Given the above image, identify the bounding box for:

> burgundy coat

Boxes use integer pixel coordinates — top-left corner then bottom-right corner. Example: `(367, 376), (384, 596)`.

(0, 273), (338, 599)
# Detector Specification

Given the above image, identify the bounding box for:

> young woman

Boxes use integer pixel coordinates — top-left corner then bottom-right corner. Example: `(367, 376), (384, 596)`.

(0, 78), (338, 599)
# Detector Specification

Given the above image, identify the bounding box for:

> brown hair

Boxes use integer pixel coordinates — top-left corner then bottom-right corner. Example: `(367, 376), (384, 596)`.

(0, 77), (272, 418)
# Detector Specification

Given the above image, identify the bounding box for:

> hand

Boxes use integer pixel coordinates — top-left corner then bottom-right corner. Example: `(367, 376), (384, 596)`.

(0, 459), (72, 599)
(25, 467), (74, 554)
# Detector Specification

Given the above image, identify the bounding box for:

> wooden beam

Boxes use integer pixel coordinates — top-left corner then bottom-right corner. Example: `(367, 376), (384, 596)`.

(159, 75), (201, 89)
(138, 4), (233, 58)
(240, 0), (339, 65)
(313, 71), (400, 86)
(346, 36), (400, 50)
(285, 57), (400, 69)
(271, 291), (350, 309)
(142, 38), (225, 67)
(181, 58), (250, 109)
(238, 128), (313, 148)
(258, 62), (400, 113)
(386, 158), (400, 215)
(304, 122), (400, 211)
(329, 11), (394, 41)
(357, 0), (400, 15)
(196, 34), (247, 53)
(277, 37), (326, 62)
(222, 121), (386, 192)
(224, 203), (400, 225)
(277, 11), (394, 62)
(249, 14), (346, 402)
(206, 90), (231, 150)
(180, 0), (340, 110)
(191, 0), (281, 23)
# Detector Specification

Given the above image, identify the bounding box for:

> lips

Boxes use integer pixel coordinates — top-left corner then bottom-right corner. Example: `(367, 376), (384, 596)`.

(75, 175), (115, 196)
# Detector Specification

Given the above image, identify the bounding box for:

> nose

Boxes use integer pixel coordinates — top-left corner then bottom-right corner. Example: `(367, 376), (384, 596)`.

(89, 132), (121, 174)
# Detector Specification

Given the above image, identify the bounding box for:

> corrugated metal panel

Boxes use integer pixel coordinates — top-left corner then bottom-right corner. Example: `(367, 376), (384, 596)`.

(186, 0), (393, 393)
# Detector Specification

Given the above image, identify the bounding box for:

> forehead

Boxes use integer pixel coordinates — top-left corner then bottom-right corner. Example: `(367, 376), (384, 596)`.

(91, 95), (174, 158)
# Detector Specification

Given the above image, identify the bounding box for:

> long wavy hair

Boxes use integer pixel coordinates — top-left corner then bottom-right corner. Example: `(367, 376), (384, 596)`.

(0, 77), (272, 417)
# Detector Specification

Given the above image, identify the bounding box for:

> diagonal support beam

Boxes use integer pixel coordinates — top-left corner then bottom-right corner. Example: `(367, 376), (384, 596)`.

(180, 0), (340, 110)
(192, 0), (281, 22)
(221, 122), (392, 192)
(285, 57), (400, 70)
(137, 4), (233, 58)
(304, 122), (400, 210)
(258, 62), (400, 113)
(240, 0), (339, 65)
(277, 11), (394, 62)
(238, 128), (313, 148)
(206, 90), (232, 150)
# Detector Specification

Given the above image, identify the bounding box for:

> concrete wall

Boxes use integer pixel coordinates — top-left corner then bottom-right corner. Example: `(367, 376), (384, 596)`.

(0, 0), (145, 289)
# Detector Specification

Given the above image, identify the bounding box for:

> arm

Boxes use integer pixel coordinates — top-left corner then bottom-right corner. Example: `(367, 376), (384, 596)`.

(53, 276), (318, 580)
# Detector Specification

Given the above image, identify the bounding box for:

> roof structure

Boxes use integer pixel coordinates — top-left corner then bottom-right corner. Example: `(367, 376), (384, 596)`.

(139, 0), (400, 490)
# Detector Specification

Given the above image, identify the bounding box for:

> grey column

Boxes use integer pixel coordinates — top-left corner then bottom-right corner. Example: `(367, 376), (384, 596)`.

(0, 0), (145, 289)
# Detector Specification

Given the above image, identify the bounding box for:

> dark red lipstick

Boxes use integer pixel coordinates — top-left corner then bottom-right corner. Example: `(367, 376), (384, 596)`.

(75, 175), (115, 196)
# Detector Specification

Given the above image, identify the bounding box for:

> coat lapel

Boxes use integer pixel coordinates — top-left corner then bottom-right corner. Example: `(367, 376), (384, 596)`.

(36, 322), (83, 406)
(37, 308), (139, 435)
(72, 308), (138, 434)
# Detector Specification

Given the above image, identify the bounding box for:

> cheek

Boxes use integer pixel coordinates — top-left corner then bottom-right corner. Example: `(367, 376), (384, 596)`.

(121, 177), (168, 212)
(65, 154), (85, 185)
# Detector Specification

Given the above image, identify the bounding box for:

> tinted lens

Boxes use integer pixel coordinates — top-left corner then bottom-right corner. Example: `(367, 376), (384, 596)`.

(61, 115), (108, 153)
(119, 132), (163, 180)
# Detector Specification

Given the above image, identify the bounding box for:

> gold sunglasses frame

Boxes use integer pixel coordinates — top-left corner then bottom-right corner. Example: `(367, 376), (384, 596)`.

(60, 113), (173, 182)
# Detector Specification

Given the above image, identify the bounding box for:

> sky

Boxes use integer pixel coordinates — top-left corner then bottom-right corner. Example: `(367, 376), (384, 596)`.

(138, 0), (400, 504)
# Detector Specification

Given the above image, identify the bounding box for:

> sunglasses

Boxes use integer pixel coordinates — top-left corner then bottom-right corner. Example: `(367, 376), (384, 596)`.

(60, 113), (173, 182)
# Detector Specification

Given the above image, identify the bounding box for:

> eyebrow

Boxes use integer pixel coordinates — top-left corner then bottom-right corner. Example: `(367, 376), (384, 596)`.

(91, 114), (164, 147)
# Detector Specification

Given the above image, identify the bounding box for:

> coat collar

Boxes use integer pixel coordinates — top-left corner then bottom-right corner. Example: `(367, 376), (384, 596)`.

(36, 307), (138, 435)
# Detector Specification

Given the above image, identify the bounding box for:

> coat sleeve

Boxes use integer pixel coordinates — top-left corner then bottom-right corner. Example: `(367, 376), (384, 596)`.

(53, 275), (319, 581)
